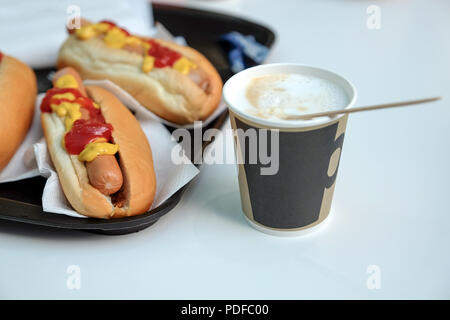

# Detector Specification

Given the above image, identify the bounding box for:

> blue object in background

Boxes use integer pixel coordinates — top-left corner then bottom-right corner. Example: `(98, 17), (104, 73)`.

(220, 31), (269, 73)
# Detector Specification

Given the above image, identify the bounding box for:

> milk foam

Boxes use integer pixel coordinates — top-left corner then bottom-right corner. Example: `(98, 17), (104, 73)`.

(243, 73), (349, 120)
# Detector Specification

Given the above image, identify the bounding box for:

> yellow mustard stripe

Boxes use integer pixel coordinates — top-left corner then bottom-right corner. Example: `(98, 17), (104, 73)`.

(78, 142), (119, 162)
(173, 57), (197, 75)
(142, 55), (155, 73)
(50, 102), (82, 132)
(54, 74), (78, 89)
(103, 27), (128, 49)
(52, 92), (76, 100)
(75, 24), (97, 40)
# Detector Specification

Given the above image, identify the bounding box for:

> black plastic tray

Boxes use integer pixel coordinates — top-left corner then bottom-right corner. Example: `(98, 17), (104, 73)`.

(0, 3), (275, 235)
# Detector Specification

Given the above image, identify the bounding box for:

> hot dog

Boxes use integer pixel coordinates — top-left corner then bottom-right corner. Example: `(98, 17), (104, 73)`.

(0, 52), (37, 171)
(41, 68), (156, 218)
(57, 19), (223, 124)
(52, 68), (123, 195)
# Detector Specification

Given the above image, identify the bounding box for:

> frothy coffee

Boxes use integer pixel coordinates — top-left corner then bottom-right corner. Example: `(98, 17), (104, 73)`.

(243, 73), (349, 120)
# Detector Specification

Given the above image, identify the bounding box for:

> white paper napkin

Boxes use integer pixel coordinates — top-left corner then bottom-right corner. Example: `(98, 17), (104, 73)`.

(32, 84), (200, 218)
(83, 79), (226, 129)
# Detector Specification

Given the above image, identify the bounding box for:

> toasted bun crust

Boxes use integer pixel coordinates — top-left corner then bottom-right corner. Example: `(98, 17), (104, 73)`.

(0, 55), (37, 171)
(57, 35), (222, 124)
(42, 85), (156, 218)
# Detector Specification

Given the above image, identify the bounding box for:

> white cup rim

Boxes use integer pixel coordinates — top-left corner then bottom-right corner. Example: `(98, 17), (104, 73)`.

(223, 63), (358, 129)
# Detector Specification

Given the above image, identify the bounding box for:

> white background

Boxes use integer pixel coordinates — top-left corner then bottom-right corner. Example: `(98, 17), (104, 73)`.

(1, 0), (449, 299)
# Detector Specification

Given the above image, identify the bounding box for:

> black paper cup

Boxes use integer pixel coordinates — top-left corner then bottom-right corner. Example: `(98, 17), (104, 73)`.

(223, 64), (357, 236)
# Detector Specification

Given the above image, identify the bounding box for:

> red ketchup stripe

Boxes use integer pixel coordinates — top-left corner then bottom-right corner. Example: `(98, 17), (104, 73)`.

(64, 120), (113, 155)
(74, 96), (105, 122)
(40, 87), (114, 155)
(40, 88), (83, 112)
(99, 20), (116, 27)
(99, 20), (130, 36)
(147, 39), (181, 68)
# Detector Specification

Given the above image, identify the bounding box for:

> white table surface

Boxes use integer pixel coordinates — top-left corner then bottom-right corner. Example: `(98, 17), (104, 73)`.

(1, 0), (449, 299)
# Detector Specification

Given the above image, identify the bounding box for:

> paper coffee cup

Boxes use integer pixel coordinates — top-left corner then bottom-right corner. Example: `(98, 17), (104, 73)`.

(223, 63), (357, 236)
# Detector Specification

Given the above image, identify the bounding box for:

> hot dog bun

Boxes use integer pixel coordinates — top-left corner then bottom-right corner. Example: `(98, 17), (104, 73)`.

(57, 25), (223, 124)
(52, 67), (124, 196)
(41, 85), (156, 218)
(0, 54), (37, 171)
